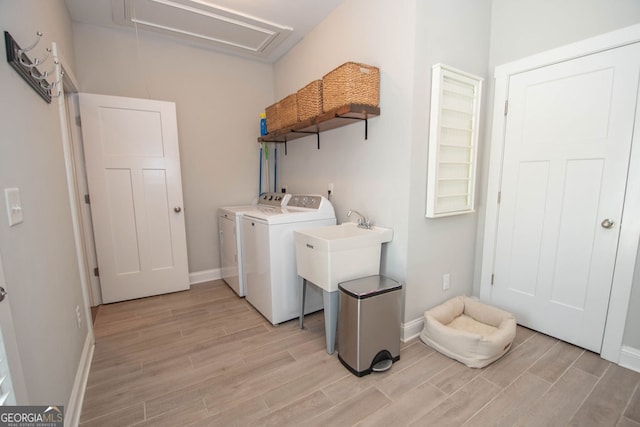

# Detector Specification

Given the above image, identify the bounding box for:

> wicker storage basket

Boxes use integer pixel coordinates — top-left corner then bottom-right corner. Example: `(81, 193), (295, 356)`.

(297, 80), (323, 121)
(322, 62), (380, 112)
(265, 102), (279, 134)
(278, 93), (298, 129)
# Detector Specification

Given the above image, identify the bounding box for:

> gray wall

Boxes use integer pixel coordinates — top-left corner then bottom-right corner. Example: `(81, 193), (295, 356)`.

(488, 0), (640, 69)
(72, 23), (274, 274)
(273, 0), (492, 323)
(405, 0), (491, 323)
(273, 0), (418, 296)
(0, 0), (89, 404)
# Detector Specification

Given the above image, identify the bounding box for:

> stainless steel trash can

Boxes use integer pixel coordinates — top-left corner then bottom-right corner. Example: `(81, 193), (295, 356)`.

(338, 275), (402, 377)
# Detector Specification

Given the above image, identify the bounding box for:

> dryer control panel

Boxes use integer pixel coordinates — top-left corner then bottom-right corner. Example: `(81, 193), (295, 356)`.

(258, 192), (291, 207)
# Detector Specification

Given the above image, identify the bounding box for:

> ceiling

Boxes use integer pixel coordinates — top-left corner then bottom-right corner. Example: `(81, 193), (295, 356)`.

(64, 0), (344, 63)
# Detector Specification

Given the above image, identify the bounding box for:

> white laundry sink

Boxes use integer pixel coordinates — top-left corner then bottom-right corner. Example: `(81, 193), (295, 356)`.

(295, 222), (393, 293)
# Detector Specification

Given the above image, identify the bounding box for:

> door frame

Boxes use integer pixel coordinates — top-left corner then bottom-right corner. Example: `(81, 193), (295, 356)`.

(54, 45), (97, 426)
(480, 24), (640, 363)
(63, 93), (102, 307)
(52, 45), (96, 325)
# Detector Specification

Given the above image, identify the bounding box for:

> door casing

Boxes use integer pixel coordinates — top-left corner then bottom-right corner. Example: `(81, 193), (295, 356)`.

(480, 23), (640, 362)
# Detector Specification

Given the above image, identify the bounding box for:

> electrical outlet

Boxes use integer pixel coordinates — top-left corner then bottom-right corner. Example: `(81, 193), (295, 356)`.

(328, 183), (334, 194)
(281, 185), (288, 194)
(4, 188), (23, 226)
(442, 273), (450, 291)
(75, 305), (82, 329)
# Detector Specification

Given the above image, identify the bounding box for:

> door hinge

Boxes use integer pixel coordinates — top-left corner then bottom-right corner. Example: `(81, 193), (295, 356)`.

(75, 116), (81, 127)
(504, 100), (509, 116)
(84, 194), (90, 204)
(491, 274), (495, 285)
(93, 267), (99, 277)
(497, 191), (501, 204)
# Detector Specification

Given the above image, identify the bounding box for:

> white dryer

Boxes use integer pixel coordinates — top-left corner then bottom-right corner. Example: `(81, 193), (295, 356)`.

(218, 192), (290, 296)
(242, 195), (336, 324)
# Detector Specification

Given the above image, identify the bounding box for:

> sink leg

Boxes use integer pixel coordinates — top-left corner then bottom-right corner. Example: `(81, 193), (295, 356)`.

(299, 278), (307, 330)
(323, 290), (339, 355)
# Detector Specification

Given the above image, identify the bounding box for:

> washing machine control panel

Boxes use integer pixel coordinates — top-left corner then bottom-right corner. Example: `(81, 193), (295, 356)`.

(258, 192), (291, 207)
(288, 195), (322, 209)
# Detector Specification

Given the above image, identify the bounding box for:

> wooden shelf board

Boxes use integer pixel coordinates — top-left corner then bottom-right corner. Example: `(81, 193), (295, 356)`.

(258, 104), (380, 144)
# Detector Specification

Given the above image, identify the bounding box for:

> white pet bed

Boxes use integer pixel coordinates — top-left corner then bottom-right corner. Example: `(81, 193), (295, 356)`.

(419, 296), (516, 368)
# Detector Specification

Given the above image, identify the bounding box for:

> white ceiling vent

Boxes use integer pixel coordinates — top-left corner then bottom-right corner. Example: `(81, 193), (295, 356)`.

(112, 0), (293, 60)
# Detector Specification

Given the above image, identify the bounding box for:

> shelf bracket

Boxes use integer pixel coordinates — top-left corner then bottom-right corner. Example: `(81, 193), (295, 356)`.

(335, 114), (369, 140)
(291, 130), (320, 150)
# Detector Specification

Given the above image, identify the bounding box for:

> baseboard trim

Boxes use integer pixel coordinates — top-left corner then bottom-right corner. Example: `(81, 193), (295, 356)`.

(65, 332), (94, 427)
(619, 345), (640, 373)
(189, 268), (221, 285)
(401, 317), (424, 343)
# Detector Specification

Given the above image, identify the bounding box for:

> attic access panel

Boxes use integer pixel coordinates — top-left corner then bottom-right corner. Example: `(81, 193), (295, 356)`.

(112, 0), (293, 59)
(425, 64), (483, 218)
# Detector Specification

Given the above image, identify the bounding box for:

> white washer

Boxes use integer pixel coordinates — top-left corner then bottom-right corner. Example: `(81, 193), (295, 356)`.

(218, 193), (290, 296)
(242, 195), (336, 324)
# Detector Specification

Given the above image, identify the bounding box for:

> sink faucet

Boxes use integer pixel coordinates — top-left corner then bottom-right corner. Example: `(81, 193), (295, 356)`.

(347, 209), (371, 229)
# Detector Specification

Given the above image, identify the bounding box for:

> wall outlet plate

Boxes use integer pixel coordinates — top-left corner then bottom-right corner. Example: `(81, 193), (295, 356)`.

(443, 273), (450, 291)
(75, 305), (82, 329)
(4, 188), (23, 227)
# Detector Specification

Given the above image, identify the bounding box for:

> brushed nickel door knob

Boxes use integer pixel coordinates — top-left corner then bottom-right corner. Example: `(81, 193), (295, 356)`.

(601, 219), (615, 229)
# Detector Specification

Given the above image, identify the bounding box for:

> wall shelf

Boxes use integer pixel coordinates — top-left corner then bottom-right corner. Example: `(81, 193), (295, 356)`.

(258, 103), (380, 153)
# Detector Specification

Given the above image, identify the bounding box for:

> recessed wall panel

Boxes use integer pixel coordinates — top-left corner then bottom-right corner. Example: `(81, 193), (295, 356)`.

(522, 69), (613, 145)
(143, 169), (173, 270)
(507, 161), (550, 296)
(551, 159), (604, 309)
(99, 107), (164, 157)
(105, 169), (141, 274)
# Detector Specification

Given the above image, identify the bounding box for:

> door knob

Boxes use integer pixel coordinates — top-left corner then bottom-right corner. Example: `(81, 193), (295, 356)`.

(174, 206), (182, 213)
(601, 219), (615, 229)
(0, 286), (7, 302)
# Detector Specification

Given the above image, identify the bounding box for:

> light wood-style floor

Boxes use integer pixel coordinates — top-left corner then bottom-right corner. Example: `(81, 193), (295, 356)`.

(80, 280), (640, 426)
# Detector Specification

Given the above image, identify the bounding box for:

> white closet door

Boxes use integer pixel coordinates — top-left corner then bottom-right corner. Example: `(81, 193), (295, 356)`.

(79, 94), (189, 303)
(491, 43), (640, 352)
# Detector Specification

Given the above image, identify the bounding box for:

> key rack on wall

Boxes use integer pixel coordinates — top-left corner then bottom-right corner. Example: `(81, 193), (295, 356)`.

(4, 31), (62, 103)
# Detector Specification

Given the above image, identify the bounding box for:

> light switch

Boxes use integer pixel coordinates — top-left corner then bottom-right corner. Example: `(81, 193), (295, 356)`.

(4, 188), (23, 227)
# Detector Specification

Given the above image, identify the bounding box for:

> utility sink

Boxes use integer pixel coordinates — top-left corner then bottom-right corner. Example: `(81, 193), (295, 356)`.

(295, 222), (393, 293)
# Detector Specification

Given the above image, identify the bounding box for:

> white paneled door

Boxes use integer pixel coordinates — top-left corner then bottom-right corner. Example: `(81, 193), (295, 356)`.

(79, 94), (189, 303)
(492, 43), (640, 352)
(0, 253), (27, 404)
